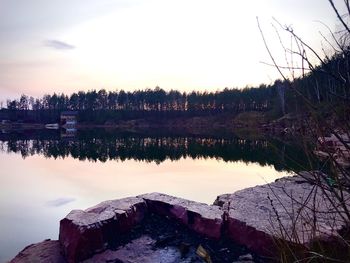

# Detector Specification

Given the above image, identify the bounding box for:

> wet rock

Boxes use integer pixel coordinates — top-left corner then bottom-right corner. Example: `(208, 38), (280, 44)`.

(59, 197), (147, 263)
(237, 253), (253, 260)
(216, 175), (350, 256)
(83, 235), (202, 263)
(128, 212), (248, 263)
(139, 193), (224, 239)
(155, 234), (176, 247)
(10, 240), (65, 263)
(231, 253), (255, 263)
(231, 253), (256, 263)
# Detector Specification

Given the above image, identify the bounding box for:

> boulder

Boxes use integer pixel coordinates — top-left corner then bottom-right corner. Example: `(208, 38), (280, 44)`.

(10, 240), (65, 263)
(59, 197), (147, 263)
(139, 193), (224, 239)
(215, 175), (350, 256)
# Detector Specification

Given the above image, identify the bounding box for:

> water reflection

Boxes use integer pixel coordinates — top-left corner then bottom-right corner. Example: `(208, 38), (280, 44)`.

(0, 128), (315, 261)
(0, 128), (315, 172)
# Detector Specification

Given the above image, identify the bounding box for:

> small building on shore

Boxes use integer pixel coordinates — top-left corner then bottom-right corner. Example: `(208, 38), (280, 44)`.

(60, 111), (78, 127)
(61, 127), (77, 138)
(0, 111), (10, 124)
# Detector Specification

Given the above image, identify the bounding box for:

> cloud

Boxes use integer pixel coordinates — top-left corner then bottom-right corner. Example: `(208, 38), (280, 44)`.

(46, 197), (76, 207)
(44, 39), (75, 50)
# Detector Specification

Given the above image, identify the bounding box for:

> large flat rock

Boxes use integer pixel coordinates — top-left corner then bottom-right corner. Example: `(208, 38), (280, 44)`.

(59, 196), (147, 263)
(215, 174), (350, 256)
(139, 192), (224, 239)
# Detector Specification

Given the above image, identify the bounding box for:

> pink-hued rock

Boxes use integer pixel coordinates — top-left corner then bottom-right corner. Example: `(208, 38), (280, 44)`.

(59, 197), (147, 263)
(10, 240), (66, 263)
(139, 193), (224, 239)
(215, 175), (350, 256)
(14, 174), (349, 262)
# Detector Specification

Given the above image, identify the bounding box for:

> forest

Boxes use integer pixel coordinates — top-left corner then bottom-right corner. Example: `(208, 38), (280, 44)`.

(1, 45), (349, 124)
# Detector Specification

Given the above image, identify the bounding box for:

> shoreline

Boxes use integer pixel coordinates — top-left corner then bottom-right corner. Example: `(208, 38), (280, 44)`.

(0, 111), (299, 137)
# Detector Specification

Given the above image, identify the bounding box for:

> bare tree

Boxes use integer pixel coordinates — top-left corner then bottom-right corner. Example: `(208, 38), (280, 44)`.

(258, 1), (350, 262)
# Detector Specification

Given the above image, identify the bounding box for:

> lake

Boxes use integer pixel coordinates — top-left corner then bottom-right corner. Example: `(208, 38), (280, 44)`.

(0, 128), (311, 262)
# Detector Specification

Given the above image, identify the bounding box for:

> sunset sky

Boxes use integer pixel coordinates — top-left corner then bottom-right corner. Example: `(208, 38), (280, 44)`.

(0, 0), (346, 102)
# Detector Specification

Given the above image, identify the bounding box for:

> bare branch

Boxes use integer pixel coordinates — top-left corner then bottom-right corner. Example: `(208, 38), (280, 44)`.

(328, 0), (350, 35)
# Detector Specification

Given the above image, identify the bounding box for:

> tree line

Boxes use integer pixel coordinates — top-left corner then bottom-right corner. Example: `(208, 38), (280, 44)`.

(2, 44), (349, 124)
(0, 129), (316, 172)
(5, 85), (273, 112)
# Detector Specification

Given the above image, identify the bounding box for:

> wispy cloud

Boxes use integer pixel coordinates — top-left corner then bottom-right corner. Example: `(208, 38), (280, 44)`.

(46, 197), (76, 207)
(44, 39), (75, 50)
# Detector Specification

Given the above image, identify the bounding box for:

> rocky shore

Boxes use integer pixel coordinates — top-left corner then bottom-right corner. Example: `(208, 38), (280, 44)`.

(10, 173), (350, 263)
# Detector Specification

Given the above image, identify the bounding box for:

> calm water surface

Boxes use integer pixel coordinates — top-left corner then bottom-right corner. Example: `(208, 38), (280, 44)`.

(0, 129), (310, 262)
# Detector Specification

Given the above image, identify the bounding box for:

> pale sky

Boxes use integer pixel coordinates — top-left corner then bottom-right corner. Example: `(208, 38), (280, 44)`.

(0, 0), (346, 101)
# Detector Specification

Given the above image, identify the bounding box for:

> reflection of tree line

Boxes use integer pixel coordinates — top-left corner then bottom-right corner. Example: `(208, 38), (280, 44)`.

(0, 130), (316, 172)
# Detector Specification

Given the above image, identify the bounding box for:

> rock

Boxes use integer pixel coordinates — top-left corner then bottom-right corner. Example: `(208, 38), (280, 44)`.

(231, 254), (255, 263)
(316, 133), (350, 168)
(216, 175), (350, 256)
(15, 176), (348, 262)
(237, 253), (253, 261)
(10, 240), (66, 263)
(213, 193), (231, 207)
(83, 235), (202, 263)
(139, 193), (224, 239)
(59, 197), (147, 263)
